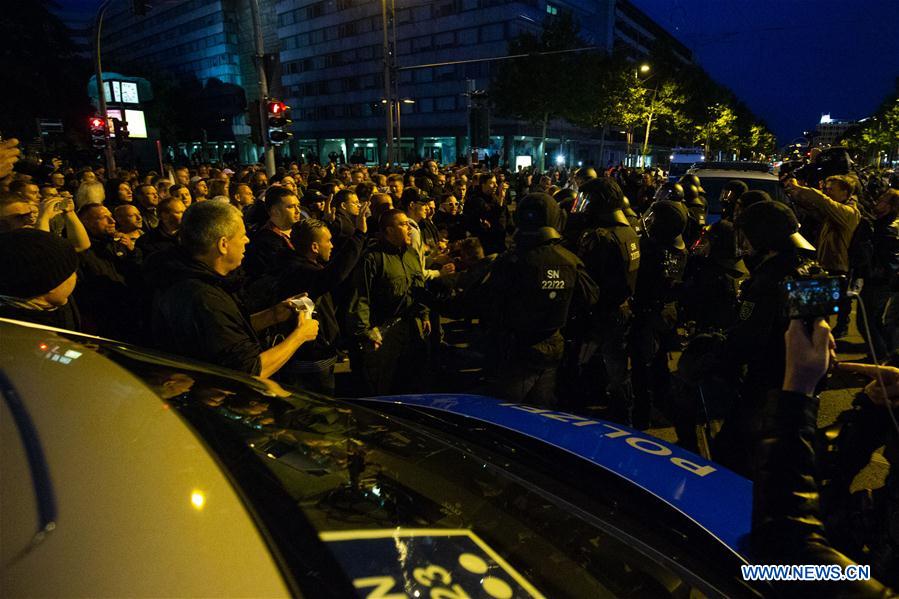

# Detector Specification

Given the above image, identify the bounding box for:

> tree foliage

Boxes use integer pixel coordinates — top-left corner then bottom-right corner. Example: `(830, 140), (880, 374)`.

(842, 79), (899, 164)
(491, 12), (585, 126)
(490, 19), (777, 162)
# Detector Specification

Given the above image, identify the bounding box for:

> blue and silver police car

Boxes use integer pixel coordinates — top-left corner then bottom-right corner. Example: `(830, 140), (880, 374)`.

(1, 319), (763, 598)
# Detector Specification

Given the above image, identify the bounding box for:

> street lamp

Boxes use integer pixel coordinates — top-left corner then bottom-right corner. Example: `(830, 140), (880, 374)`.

(395, 98), (415, 162)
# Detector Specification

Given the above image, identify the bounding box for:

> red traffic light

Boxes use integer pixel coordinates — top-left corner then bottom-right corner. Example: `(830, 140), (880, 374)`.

(90, 117), (106, 128)
(266, 100), (288, 115)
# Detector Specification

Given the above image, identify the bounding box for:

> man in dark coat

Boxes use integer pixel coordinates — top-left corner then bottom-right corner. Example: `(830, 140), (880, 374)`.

(244, 186), (301, 280)
(136, 197), (186, 258)
(75, 203), (142, 341)
(274, 213), (367, 394)
(150, 202), (318, 377)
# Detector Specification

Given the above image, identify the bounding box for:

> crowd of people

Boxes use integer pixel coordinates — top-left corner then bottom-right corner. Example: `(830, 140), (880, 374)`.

(1, 135), (899, 592)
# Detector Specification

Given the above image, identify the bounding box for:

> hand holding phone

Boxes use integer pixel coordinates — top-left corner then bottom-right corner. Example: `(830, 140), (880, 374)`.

(783, 275), (846, 320)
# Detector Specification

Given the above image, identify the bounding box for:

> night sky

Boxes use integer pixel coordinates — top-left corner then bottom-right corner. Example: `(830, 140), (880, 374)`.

(631, 0), (899, 143)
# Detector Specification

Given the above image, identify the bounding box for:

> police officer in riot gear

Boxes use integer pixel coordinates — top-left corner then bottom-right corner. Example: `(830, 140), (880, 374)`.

(712, 200), (820, 476)
(575, 177), (641, 425)
(719, 180), (748, 222)
(621, 196), (643, 232)
(478, 192), (598, 406)
(652, 181), (685, 203)
(572, 167), (598, 191)
(630, 200), (689, 429)
(679, 174), (708, 248)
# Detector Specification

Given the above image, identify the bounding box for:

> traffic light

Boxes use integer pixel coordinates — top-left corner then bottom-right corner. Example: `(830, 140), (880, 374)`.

(266, 99), (293, 146)
(89, 116), (107, 150)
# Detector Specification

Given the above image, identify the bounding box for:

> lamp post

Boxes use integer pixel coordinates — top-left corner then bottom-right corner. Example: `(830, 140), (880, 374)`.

(395, 98), (415, 164)
(93, 0), (115, 174)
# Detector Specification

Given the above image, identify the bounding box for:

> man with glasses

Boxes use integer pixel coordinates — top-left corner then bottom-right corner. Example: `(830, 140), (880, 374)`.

(434, 192), (465, 241)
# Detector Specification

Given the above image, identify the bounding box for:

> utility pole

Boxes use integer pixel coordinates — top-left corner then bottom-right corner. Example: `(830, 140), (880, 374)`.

(249, 0), (276, 176)
(94, 0), (116, 174)
(381, 0), (394, 165)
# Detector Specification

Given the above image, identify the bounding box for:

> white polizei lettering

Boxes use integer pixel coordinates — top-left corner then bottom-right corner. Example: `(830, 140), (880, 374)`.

(670, 457), (717, 477)
(601, 423), (631, 438)
(626, 436), (672, 456)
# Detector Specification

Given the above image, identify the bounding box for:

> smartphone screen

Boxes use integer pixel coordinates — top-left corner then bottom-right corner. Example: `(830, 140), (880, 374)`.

(783, 276), (846, 319)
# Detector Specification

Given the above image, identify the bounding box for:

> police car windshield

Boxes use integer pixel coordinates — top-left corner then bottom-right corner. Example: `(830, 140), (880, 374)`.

(91, 339), (753, 599)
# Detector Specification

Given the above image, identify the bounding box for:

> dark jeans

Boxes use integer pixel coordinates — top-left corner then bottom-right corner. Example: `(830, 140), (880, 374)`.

(596, 311), (634, 425)
(350, 317), (428, 396)
(488, 362), (560, 407)
(629, 311), (676, 428)
(486, 331), (564, 407)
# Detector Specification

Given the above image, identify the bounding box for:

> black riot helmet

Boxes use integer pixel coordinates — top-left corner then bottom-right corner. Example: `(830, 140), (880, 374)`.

(515, 193), (561, 235)
(645, 200), (688, 249)
(580, 176), (625, 214)
(574, 167), (598, 185)
(678, 173), (705, 194)
(653, 182), (685, 203)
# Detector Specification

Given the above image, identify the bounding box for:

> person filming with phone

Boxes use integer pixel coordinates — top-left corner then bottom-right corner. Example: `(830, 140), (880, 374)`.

(751, 317), (899, 596)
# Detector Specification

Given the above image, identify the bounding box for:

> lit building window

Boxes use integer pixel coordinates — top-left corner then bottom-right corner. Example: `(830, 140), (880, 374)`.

(546, 3), (559, 15)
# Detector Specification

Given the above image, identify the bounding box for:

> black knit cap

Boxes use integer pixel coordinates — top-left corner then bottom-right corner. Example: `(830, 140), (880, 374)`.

(734, 200), (814, 252)
(0, 229), (78, 298)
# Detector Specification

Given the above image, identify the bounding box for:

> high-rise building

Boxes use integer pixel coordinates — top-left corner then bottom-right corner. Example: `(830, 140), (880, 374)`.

(277, 0), (690, 166)
(814, 114), (855, 148)
(56, 0), (689, 167)
(92, 0), (282, 164)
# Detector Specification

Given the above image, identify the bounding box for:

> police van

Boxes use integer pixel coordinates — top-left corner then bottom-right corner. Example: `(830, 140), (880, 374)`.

(668, 147), (706, 182)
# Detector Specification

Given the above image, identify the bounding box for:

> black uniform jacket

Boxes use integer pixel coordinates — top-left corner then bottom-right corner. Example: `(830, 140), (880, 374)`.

(151, 249), (263, 375)
(276, 230), (365, 362)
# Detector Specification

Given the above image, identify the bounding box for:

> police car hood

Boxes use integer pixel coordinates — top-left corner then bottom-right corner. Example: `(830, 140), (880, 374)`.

(354, 393), (752, 556)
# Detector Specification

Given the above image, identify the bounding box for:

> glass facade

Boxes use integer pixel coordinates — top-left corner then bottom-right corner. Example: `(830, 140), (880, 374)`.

(90, 0), (689, 166)
(103, 0), (245, 86)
